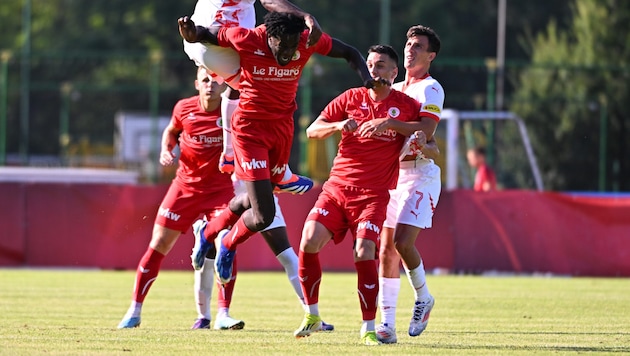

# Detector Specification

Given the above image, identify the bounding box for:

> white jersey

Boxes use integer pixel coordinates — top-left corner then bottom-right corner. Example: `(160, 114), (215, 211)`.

(392, 75), (445, 166)
(385, 74), (444, 229)
(190, 0), (256, 28)
(184, 0), (257, 89)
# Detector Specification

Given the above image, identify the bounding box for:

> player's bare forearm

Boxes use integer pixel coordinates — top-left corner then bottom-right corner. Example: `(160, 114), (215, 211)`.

(259, 0), (322, 47)
(421, 138), (440, 160)
(307, 116), (354, 139)
(178, 16), (219, 45)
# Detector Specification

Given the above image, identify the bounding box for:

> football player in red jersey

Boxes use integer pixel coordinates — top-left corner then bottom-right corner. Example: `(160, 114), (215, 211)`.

(294, 44), (435, 345)
(178, 13), (384, 294)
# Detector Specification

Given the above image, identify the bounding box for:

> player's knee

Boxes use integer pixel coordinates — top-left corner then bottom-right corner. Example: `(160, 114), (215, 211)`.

(250, 210), (275, 231)
(394, 238), (414, 256)
(355, 239), (377, 261)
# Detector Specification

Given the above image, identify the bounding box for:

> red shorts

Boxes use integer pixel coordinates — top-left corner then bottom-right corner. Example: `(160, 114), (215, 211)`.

(154, 181), (234, 233)
(306, 181), (389, 248)
(232, 116), (293, 184)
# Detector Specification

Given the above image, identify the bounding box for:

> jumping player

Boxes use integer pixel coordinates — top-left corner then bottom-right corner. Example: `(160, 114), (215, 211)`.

(183, 0), (320, 190)
(178, 12), (381, 288)
(294, 45), (436, 345)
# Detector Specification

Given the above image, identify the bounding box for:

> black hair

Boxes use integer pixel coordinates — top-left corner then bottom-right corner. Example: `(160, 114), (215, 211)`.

(367, 44), (399, 65)
(406, 25), (441, 56)
(263, 12), (306, 38)
(473, 146), (487, 156)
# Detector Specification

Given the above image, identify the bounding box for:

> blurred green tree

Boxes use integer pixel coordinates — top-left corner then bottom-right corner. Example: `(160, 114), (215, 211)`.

(511, 0), (630, 191)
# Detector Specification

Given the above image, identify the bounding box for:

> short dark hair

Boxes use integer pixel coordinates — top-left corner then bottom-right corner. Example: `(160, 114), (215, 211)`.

(367, 44), (399, 65)
(473, 146), (487, 156)
(264, 12), (306, 38)
(407, 25), (441, 56)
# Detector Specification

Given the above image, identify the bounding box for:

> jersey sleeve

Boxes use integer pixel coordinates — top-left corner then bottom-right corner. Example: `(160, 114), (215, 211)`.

(313, 32), (333, 56)
(419, 82), (445, 122)
(170, 100), (185, 130)
(217, 26), (250, 49)
(320, 90), (350, 122)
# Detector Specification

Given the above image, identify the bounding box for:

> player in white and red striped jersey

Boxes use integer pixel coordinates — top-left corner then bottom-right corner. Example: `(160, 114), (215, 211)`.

(376, 25), (444, 344)
(294, 44), (436, 346)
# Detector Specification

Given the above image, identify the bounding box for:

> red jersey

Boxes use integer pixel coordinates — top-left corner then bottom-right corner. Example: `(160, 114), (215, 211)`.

(322, 87), (422, 190)
(217, 25), (333, 121)
(473, 163), (497, 192)
(170, 95), (233, 193)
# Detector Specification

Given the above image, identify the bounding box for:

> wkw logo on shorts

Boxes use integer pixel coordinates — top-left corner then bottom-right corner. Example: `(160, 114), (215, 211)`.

(241, 158), (267, 171)
(310, 207), (329, 216)
(358, 220), (380, 234)
(158, 207), (181, 221)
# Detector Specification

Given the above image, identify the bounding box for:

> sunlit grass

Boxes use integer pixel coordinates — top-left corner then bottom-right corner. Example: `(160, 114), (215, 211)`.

(0, 270), (628, 355)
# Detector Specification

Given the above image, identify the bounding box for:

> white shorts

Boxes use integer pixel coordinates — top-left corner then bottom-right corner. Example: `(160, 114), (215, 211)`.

(384, 159), (441, 229)
(183, 41), (242, 89)
(232, 177), (286, 231)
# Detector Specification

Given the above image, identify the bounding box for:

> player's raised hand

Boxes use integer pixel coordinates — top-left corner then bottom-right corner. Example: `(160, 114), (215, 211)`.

(304, 15), (322, 48)
(178, 16), (199, 43)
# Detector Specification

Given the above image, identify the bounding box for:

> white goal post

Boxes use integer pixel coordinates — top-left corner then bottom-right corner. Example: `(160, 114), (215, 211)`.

(442, 110), (544, 191)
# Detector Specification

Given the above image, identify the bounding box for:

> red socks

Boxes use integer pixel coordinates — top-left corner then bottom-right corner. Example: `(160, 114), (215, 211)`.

(132, 247), (165, 303)
(203, 208), (240, 241)
(355, 259), (378, 320)
(222, 218), (256, 250)
(217, 256), (238, 309)
(298, 250), (322, 305)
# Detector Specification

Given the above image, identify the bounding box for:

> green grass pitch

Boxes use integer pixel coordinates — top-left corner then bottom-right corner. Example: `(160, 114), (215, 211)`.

(0, 270), (628, 355)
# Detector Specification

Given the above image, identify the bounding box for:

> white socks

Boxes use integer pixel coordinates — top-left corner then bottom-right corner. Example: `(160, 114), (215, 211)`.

(378, 277), (401, 328)
(276, 247), (308, 312)
(361, 319), (376, 334)
(124, 301), (142, 319)
(194, 258), (214, 320)
(405, 260), (430, 301)
(220, 94), (238, 157)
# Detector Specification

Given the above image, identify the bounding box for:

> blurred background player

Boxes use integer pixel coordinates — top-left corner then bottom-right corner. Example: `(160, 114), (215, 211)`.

(182, 0), (320, 190)
(467, 146), (497, 192)
(376, 25), (444, 344)
(178, 12), (379, 288)
(295, 45), (434, 345)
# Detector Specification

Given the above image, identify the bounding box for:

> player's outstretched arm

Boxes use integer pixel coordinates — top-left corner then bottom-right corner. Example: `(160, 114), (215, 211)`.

(326, 38), (389, 89)
(178, 16), (220, 45)
(259, 0), (322, 47)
